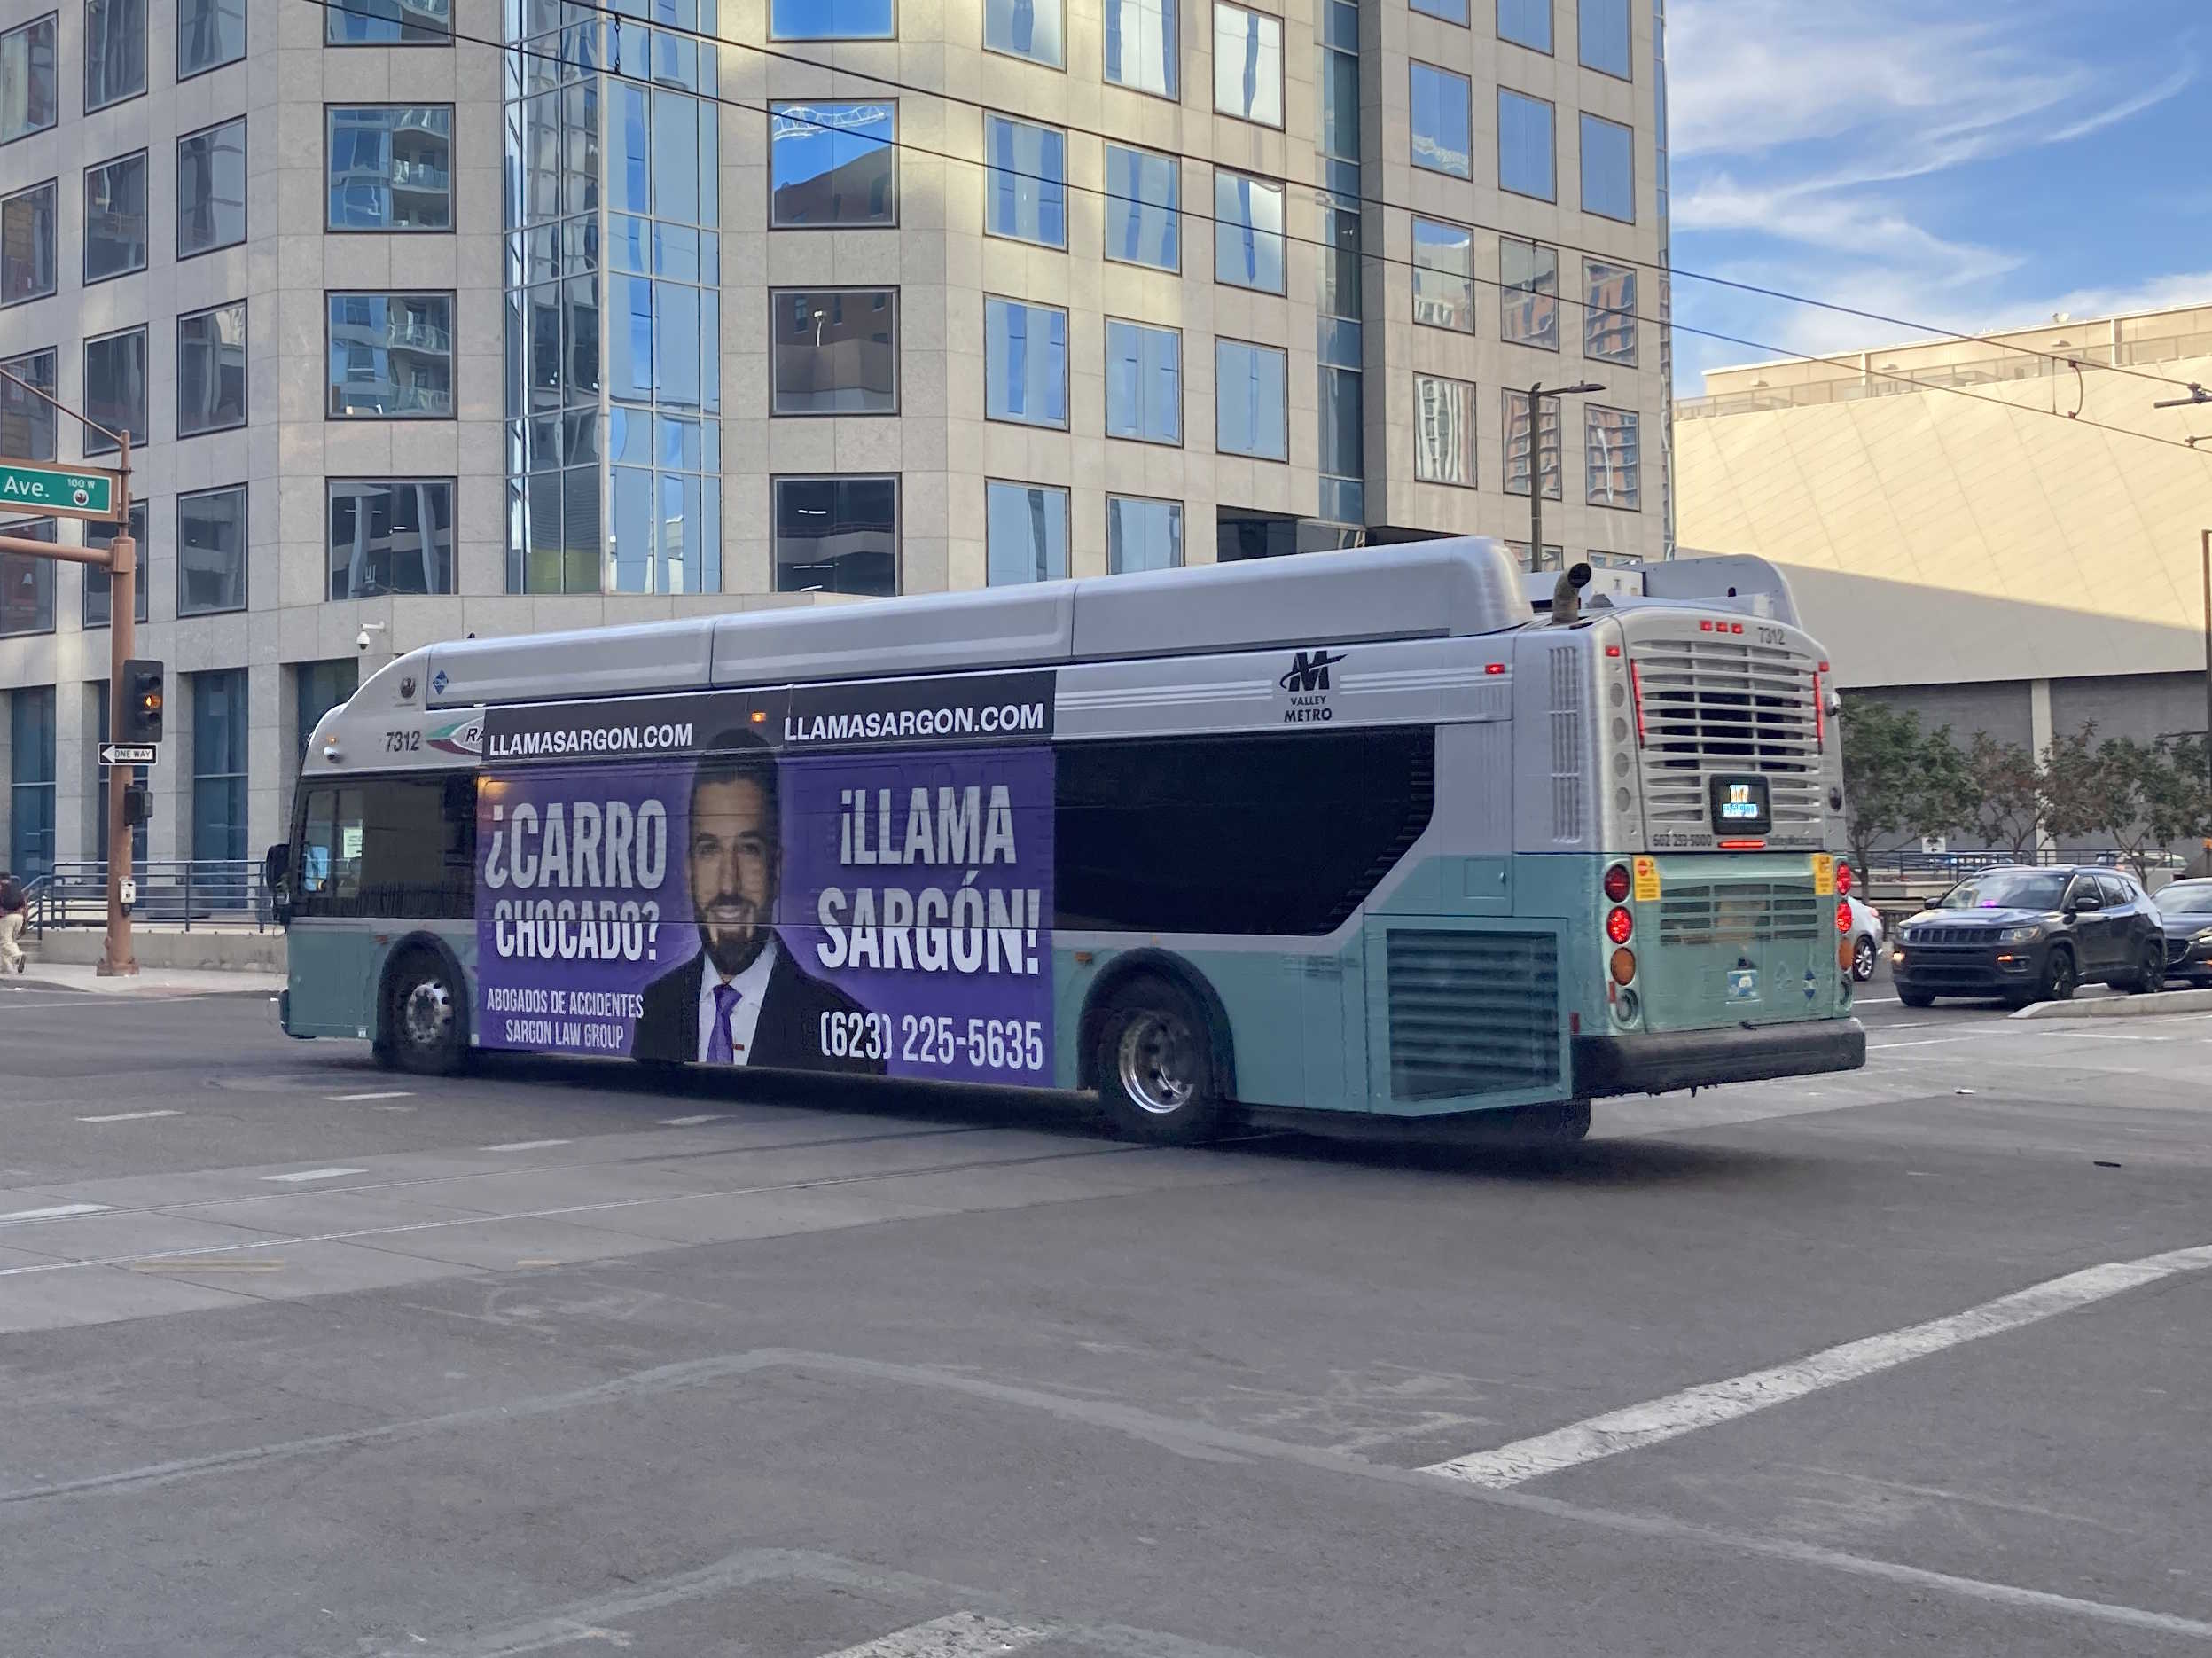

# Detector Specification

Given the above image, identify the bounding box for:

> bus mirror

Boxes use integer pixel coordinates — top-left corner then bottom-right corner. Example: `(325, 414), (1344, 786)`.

(263, 842), (291, 894)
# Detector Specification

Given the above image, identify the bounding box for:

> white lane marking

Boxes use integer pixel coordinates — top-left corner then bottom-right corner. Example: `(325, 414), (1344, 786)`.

(326, 1091), (414, 1101)
(659, 1114), (727, 1126)
(260, 1168), (369, 1184)
(0, 1202), (111, 1224)
(1425, 1240), (2212, 1490)
(1868, 1036), (1989, 1050)
(817, 1612), (1054, 1658)
(76, 1109), (182, 1122)
(481, 1139), (574, 1152)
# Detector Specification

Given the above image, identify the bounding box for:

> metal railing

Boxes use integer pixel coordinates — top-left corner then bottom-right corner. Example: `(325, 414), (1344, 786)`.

(25, 858), (269, 937)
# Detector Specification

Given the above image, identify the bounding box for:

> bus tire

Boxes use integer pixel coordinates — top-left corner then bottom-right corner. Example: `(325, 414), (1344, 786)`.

(1897, 988), (1935, 1008)
(380, 949), (469, 1076)
(1093, 976), (1223, 1145)
(1485, 1098), (1591, 1143)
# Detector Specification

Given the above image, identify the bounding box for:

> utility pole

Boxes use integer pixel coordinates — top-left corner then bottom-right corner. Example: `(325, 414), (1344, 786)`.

(0, 365), (139, 975)
(1526, 379), (1605, 573)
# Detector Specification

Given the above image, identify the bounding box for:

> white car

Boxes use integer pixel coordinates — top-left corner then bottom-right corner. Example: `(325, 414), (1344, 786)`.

(1847, 895), (1885, 982)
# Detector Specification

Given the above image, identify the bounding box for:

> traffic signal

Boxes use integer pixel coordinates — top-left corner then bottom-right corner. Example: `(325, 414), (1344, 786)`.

(123, 784), (152, 826)
(121, 658), (164, 744)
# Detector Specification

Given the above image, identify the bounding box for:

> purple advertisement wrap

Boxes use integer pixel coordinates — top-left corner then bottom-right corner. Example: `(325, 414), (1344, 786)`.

(475, 731), (1055, 1085)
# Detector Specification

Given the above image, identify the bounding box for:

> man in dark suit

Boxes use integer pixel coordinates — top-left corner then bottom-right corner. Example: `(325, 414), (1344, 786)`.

(632, 735), (883, 1075)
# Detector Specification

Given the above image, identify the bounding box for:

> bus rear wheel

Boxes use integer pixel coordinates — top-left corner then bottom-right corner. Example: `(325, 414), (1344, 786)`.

(379, 950), (468, 1076)
(1094, 977), (1223, 1145)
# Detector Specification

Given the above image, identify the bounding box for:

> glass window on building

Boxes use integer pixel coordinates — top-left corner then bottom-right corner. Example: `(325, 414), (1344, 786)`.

(1501, 236), (1560, 349)
(82, 502), (149, 626)
(984, 296), (1068, 428)
(986, 481), (1070, 585)
(177, 0), (245, 76)
(0, 348), (56, 458)
(85, 0), (146, 112)
(1411, 0), (1466, 24)
(606, 410), (721, 597)
(1586, 404), (1640, 509)
(1498, 88), (1555, 201)
(1215, 339), (1286, 461)
(1502, 388), (1563, 499)
(294, 661), (358, 770)
(1580, 112), (1635, 222)
(1105, 318), (1181, 444)
(1103, 0), (1176, 97)
(1105, 143), (1178, 270)
(1410, 62), (1473, 178)
(84, 326), (149, 454)
(9, 685), (56, 878)
(191, 669), (250, 864)
(177, 300), (247, 437)
(327, 479), (454, 598)
(327, 0), (450, 43)
(1213, 2), (1282, 126)
(1505, 538), (1565, 572)
(1, 15), (59, 144)
(1, 522), (55, 638)
(1, 182), (55, 306)
(1411, 217), (1474, 333)
(177, 118), (247, 257)
(1413, 373), (1477, 487)
(327, 106), (455, 232)
(986, 0), (1062, 66)
(984, 114), (1067, 247)
(326, 291), (455, 418)
(83, 151), (148, 284)
(1106, 495), (1182, 574)
(1214, 170), (1285, 293)
(773, 474), (897, 595)
(1497, 0), (1550, 51)
(1580, 0), (1630, 77)
(770, 0), (895, 41)
(1584, 258), (1637, 364)
(770, 287), (898, 415)
(770, 101), (896, 227)
(177, 485), (247, 615)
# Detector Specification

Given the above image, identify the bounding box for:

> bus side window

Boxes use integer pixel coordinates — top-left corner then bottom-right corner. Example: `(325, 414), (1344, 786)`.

(301, 790), (335, 895)
(295, 787), (363, 911)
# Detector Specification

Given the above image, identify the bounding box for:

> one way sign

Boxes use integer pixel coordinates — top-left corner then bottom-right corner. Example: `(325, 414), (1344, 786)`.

(100, 743), (158, 766)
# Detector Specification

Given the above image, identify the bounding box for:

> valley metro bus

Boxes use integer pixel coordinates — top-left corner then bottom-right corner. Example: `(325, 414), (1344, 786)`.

(267, 538), (1865, 1142)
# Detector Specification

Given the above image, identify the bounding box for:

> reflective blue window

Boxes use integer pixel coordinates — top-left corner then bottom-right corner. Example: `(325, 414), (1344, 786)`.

(9, 685), (57, 876)
(985, 114), (1067, 246)
(1580, 112), (1634, 222)
(1105, 144), (1178, 270)
(770, 0), (895, 40)
(1214, 170), (1284, 293)
(191, 669), (248, 864)
(771, 101), (896, 226)
(326, 292), (454, 418)
(1410, 62), (1472, 179)
(1498, 88), (1555, 200)
(1215, 339), (1286, 460)
(1106, 496), (1182, 573)
(986, 0), (1062, 66)
(327, 106), (453, 231)
(986, 482), (1070, 586)
(1105, 319), (1181, 443)
(1579, 0), (1630, 77)
(1213, 2), (1282, 126)
(1497, 0), (1549, 51)
(985, 297), (1068, 427)
(1412, 217), (1474, 332)
(327, 0), (449, 43)
(1411, 0), (1466, 23)
(1103, 0), (1176, 96)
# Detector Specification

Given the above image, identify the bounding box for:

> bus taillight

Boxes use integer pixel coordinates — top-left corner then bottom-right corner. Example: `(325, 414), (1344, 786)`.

(1836, 861), (1853, 895)
(1628, 661), (1647, 746)
(1603, 864), (1631, 903)
(1610, 947), (1637, 984)
(1834, 899), (1852, 935)
(1606, 906), (1634, 945)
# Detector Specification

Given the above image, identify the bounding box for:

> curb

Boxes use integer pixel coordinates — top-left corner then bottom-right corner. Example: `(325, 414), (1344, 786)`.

(2008, 987), (2212, 1020)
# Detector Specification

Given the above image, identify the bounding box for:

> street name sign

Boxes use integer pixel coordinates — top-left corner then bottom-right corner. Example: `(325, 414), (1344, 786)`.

(0, 460), (122, 522)
(100, 743), (158, 766)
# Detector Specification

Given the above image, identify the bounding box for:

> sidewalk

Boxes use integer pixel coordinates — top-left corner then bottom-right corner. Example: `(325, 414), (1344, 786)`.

(4, 960), (285, 997)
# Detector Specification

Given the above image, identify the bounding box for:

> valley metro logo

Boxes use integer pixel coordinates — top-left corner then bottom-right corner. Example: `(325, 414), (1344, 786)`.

(1278, 647), (1348, 723)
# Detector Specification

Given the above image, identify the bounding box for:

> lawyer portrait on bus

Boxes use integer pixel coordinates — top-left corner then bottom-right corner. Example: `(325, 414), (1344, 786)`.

(631, 732), (882, 1073)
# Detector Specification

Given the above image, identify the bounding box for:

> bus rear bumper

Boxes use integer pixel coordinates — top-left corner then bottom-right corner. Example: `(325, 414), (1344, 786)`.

(1573, 1019), (1865, 1097)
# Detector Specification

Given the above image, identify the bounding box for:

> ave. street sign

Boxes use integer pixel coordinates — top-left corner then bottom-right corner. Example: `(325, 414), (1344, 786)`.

(0, 459), (121, 522)
(100, 743), (158, 766)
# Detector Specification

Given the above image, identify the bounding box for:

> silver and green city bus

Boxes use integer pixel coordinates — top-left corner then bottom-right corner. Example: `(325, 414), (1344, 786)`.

(268, 538), (1865, 1142)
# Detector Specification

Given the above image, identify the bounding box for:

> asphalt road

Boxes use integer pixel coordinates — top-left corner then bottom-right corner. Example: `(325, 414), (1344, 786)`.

(2, 978), (2208, 1657)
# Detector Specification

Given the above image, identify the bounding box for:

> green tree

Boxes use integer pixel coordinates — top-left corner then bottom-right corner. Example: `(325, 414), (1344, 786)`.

(2037, 723), (2105, 846)
(1961, 731), (2043, 858)
(2122, 734), (2212, 875)
(2091, 735), (2166, 877)
(1839, 700), (1974, 874)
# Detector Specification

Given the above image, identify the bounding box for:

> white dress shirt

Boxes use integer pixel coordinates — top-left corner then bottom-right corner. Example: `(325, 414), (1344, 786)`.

(695, 935), (780, 1064)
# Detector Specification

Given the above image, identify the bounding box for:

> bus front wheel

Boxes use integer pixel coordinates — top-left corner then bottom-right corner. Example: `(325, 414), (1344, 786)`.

(378, 950), (468, 1076)
(1094, 977), (1223, 1145)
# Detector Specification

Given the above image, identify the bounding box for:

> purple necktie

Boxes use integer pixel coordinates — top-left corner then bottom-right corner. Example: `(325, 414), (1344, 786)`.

(706, 982), (741, 1064)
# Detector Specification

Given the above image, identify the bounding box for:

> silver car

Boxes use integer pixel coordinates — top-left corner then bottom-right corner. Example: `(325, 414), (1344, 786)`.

(1847, 895), (1886, 983)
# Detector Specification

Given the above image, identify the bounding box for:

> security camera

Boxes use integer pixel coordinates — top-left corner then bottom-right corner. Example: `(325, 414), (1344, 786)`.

(356, 627), (371, 652)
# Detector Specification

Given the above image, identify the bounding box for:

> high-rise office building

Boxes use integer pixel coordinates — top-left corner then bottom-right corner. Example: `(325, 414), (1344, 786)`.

(0, 0), (1670, 872)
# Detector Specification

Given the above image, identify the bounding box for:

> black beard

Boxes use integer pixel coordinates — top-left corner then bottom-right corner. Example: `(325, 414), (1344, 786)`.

(698, 912), (771, 980)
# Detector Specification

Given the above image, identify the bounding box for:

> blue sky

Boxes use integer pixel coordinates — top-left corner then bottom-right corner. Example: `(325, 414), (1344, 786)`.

(1666, 0), (2207, 392)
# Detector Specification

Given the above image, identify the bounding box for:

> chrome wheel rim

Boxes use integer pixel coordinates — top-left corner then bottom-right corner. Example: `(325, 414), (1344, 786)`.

(1853, 938), (1875, 981)
(1117, 1012), (1198, 1116)
(2051, 958), (2075, 1000)
(403, 978), (453, 1049)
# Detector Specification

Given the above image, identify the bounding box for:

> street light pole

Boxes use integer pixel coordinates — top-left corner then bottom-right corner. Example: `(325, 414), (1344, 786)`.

(1526, 380), (1606, 573)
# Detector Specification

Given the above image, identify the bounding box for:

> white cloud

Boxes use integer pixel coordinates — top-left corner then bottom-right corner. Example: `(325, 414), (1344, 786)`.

(1985, 273), (2212, 332)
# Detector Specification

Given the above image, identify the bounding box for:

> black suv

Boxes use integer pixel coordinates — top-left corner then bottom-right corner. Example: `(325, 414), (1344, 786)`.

(1890, 865), (2167, 1008)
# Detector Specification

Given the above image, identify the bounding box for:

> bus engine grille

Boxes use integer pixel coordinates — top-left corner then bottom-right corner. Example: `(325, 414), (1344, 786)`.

(1633, 637), (1822, 832)
(1658, 881), (1825, 946)
(1385, 929), (1561, 1101)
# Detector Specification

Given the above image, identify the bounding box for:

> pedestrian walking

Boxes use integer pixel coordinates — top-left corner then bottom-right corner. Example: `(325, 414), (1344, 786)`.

(0, 867), (26, 974)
